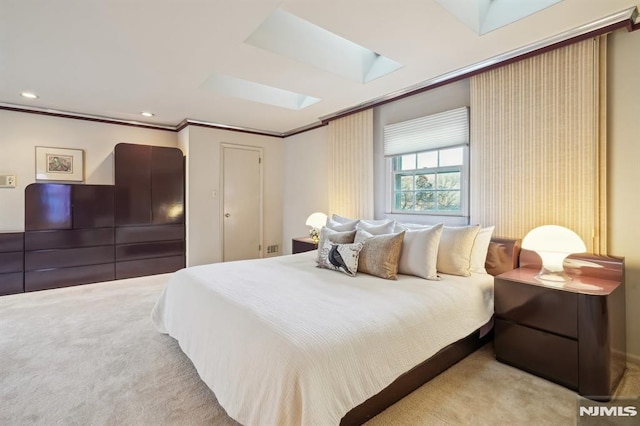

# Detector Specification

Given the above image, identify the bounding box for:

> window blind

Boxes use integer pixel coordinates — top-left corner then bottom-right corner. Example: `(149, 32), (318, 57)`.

(469, 37), (604, 253)
(383, 107), (469, 156)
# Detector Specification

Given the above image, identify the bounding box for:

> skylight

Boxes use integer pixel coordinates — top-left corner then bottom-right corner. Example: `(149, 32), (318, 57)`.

(246, 8), (403, 84)
(201, 73), (320, 110)
(436, 0), (565, 35)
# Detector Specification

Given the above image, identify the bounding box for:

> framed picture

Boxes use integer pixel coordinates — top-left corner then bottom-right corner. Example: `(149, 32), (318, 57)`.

(35, 146), (84, 182)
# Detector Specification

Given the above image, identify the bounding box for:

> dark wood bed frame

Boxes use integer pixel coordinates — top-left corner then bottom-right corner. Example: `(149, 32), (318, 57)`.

(340, 237), (521, 425)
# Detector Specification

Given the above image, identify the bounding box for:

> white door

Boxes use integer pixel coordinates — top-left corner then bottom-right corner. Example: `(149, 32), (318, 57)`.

(222, 146), (262, 262)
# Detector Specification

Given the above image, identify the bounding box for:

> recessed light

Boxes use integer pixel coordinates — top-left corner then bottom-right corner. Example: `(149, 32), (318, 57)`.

(21, 92), (39, 99)
(141, 111), (154, 117)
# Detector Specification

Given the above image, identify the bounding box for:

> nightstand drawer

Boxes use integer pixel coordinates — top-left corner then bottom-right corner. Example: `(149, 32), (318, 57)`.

(495, 319), (579, 389)
(292, 238), (317, 254)
(495, 278), (578, 338)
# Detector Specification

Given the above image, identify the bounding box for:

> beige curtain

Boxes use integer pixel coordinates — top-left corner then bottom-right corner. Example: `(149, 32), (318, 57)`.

(470, 37), (607, 253)
(327, 109), (374, 219)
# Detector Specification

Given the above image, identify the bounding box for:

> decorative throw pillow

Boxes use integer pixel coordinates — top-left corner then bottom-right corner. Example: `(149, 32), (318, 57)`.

(356, 220), (395, 235)
(354, 230), (406, 280)
(316, 227), (357, 264)
(470, 226), (495, 274)
(398, 224), (443, 280)
(326, 217), (359, 231)
(317, 240), (363, 277)
(437, 225), (481, 276)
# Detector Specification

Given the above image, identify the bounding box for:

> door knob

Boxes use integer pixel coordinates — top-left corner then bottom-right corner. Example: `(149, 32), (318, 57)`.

(225, 213), (230, 218)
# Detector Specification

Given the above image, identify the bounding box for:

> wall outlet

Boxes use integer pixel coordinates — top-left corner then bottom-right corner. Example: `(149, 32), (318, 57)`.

(266, 244), (280, 254)
(0, 174), (16, 188)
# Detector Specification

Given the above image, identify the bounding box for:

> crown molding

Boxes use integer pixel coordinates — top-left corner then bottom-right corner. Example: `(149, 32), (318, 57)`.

(177, 119), (284, 138)
(0, 103), (176, 132)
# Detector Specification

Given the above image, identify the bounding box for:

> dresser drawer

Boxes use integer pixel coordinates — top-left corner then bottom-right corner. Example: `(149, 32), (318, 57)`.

(495, 278), (578, 338)
(495, 319), (578, 389)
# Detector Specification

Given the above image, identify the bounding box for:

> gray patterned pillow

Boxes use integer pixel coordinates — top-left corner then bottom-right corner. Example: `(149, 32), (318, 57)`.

(354, 230), (406, 280)
(317, 240), (364, 277)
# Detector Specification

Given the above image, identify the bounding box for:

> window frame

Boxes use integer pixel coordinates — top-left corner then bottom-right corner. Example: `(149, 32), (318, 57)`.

(386, 144), (469, 217)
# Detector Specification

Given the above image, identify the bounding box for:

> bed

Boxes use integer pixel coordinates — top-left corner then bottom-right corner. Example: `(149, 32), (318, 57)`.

(152, 237), (520, 425)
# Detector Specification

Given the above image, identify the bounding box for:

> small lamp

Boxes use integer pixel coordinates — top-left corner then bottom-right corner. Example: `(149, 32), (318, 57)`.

(305, 212), (327, 244)
(521, 225), (587, 283)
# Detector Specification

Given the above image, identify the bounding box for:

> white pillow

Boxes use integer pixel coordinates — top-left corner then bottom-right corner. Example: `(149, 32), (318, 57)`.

(437, 225), (481, 277)
(470, 226), (495, 274)
(360, 218), (393, 226)
(326, 217), (359, 231)
(356, 220), (395, 235)
(331, 214), (356, 224)
(333, 214), (392, 227)
(398, 224), (443, 280)
(394, 222), (434, 232)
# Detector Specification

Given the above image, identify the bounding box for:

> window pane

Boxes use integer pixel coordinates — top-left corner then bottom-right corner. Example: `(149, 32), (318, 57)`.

(415, 174), (435, 190)
(400, 154), (416, 171)
(437, 191), (461, 211)
(439, 147), (463, 167)
(436, 171), (460, 190)
(395, 192), (415, 210)
(417, 151), (437, 169)
(395, 174), (414, 191)
(415, 191), (435, 211)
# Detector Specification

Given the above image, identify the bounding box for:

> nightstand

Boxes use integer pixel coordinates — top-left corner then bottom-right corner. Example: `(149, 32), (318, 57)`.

(292, 237), (317, 254)
(494, 255), (626, 401)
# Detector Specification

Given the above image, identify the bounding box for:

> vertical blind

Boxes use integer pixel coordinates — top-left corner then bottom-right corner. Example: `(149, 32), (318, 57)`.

(383, 107), (469, 156)
(327, 109), (374, 219)
(469, 37), (606, 253)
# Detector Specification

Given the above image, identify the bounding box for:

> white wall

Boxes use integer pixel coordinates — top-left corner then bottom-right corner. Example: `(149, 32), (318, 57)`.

(282, 126), (329, 254)
(372, 80), (471, 225)
(0, 110), (178, 232)
(608, 29), (640, 360)
(182, 126), (284, 266)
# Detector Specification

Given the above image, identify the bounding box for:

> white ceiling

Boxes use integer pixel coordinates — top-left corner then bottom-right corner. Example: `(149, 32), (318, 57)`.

(0, 0), (637, 134)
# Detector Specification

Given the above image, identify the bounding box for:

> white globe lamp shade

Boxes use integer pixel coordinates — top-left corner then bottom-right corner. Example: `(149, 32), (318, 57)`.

(521, 225), (587, 282)
(305, 212), (327, 230)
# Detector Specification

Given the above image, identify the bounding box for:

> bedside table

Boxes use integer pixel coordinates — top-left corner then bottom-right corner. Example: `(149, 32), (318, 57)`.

(292, 237), (317, 254)
(494, 257), (626, 401)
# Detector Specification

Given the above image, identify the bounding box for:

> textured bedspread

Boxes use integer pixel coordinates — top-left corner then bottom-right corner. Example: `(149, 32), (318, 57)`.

(151, 251), (493, 426)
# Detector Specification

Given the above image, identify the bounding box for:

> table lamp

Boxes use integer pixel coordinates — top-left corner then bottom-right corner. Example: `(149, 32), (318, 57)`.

(305, 212), (327, 243)
(521, 225), (587, 282)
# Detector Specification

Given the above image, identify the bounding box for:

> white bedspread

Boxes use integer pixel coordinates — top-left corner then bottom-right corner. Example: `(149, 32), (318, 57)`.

(151, 251), (493, 426)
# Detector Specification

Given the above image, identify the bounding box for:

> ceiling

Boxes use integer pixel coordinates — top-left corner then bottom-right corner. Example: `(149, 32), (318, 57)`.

(0, 0), (637, 135)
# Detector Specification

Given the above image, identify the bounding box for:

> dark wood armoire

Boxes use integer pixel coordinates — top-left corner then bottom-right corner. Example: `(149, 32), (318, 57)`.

(0, 143), (185, 295)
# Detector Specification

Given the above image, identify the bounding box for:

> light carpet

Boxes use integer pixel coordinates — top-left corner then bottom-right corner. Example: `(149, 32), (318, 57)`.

(1, 274), (638, 425)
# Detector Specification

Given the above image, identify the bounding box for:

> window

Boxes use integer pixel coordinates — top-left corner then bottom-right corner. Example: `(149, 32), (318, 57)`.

(392, 146), (466, 213)
(384, 107), (469, 216)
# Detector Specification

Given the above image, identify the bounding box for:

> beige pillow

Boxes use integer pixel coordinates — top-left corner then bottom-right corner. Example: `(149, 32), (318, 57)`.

(436, 225), (481, 276)
(470, 226), (495, 274)
(354, 230), (405, 280)
(316, 227), (356, 264)
(398, 224), (443, 280)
